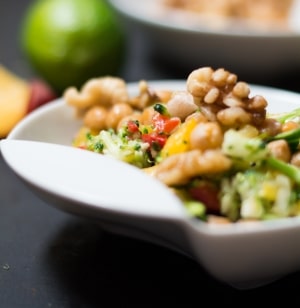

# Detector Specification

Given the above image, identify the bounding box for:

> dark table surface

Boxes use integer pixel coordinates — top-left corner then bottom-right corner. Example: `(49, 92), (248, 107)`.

(3, 1), (300, 307)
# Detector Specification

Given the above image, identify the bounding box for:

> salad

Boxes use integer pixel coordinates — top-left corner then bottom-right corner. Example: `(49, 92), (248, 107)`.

(63, 67), (300, 223)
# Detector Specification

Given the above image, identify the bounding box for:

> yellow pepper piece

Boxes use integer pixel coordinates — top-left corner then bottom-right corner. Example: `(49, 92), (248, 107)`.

(260, 182), (277, 201)
(160, 117), (198, 159)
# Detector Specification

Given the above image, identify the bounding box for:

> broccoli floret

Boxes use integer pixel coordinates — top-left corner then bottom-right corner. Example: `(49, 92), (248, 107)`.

(86, 129), (152, 168)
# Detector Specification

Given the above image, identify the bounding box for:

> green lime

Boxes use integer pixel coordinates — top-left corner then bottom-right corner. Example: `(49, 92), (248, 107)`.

(21, 0), (126, 94)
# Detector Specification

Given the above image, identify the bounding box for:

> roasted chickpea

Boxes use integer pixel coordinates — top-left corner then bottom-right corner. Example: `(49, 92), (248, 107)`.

(106, 103), (133, 130)
(267, 140), (291, 162)
(291, 152), (300, 167)
(83, 106), (108, 131)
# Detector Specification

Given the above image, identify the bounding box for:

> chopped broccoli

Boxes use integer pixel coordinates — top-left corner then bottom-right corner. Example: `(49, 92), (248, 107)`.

(86, 129), (152, 168)
(222, 129), (268, 170)
(220, 170), (295, 221)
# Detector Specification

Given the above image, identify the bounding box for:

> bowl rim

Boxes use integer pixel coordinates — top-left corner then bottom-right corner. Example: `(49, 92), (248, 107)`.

(107, 0), (300, 38)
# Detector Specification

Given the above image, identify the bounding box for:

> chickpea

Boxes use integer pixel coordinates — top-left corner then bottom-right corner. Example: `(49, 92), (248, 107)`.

(267, 140), (291, 162)
(117, 112), (142, 130)
(83, 106), (108, 131)
(282, 121), (300, 132)
(190, 122), (223, 151)
(106, 103), (133, 130)
(291, 152), (300, 167)
(139, 106), (156, 125)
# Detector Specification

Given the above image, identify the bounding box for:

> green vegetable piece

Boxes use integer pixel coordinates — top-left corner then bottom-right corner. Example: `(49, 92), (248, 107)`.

(272, 128), (300, 141)
(270, 108), (300, 124)
(268, 127), (300, 151)
(222, 129), (268, 170)
(154, 103), (169, 116)
(266, 157), (300, 185)
(184, 200), (206, 220)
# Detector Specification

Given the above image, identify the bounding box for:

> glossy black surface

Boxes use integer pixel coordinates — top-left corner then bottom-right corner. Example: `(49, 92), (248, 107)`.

(2, 1), (300, 306)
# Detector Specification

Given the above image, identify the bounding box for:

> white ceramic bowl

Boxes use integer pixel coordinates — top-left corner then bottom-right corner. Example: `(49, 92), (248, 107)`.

(107, 0), (300, 80)
(4, 80), (300, 290)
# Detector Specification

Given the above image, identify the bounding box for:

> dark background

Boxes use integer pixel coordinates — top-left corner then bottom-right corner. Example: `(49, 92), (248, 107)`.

(2, 1), (300, 307)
